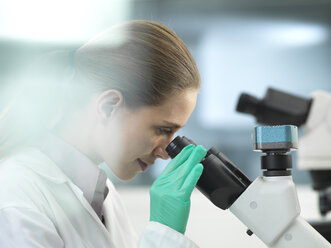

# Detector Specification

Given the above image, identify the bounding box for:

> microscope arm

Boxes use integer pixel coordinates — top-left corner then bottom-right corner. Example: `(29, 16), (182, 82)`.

(229, 176), (331, 248)
(298, 90), (331, 171)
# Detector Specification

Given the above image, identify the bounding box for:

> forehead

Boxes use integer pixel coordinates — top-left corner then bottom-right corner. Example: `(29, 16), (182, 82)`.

(131, 89), (198, 126)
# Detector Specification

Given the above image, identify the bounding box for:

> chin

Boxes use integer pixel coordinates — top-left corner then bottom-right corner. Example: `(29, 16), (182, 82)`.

(105, 160), (138, 181)
(114, 167), (138, 181)
(117, 173), (137, 181)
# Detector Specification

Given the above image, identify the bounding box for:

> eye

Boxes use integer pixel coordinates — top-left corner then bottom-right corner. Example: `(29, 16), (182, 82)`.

(156, 127), (173, 135)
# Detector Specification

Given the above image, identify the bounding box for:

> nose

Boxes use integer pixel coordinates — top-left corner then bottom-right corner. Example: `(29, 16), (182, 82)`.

(153, 146), (170, 160)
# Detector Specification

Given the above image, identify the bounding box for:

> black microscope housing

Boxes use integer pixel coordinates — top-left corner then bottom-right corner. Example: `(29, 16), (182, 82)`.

(166, 136), (251, 210)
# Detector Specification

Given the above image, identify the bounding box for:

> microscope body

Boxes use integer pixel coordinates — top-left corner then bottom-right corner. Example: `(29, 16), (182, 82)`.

(298, 91), (331, 218)
(167, 125), (331, 247)
(237, 88), (331, 218)
(229, 125), (331, 248)
(298, 90), (331, 171)
(236, 88), (331, 174)
(230, 176), (330, 247)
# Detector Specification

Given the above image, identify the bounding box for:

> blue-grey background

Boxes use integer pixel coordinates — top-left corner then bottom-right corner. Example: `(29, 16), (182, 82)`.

(1, 0), (331, 187)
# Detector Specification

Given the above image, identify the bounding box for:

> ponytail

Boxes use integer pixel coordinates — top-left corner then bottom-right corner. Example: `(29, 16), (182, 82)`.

(0, 50), (75, 159)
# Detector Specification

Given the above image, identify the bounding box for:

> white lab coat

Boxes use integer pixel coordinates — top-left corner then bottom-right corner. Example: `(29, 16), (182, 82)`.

(0, 147), (198, 248)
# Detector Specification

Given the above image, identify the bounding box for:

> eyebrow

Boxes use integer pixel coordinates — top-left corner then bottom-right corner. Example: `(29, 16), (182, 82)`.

(160, 121), (183, 129)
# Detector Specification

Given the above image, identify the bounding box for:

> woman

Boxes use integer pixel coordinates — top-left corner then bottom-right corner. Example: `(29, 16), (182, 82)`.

(0, 20), (206, 247)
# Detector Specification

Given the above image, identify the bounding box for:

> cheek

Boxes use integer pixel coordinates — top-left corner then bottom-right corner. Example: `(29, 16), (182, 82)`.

(121, 129), (156, 158)
(125, 134), (154, 156)
(93, 120), (125, 163)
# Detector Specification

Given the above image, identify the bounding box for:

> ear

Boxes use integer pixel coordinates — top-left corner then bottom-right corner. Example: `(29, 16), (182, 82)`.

(96, 89), (124, 121)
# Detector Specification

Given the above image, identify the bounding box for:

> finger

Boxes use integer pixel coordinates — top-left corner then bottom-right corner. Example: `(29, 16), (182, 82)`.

(181, 163), (204, 197)
(186, 145), (207, 167)
(160, 144), (195, 177)
(168, 145), (206, 182)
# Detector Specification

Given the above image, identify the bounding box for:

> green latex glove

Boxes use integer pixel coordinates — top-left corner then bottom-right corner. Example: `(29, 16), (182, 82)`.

(150, 144), (207, 234)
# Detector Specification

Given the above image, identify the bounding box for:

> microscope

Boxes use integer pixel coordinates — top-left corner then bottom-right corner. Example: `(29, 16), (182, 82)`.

(236, 88), (331, 241)
(167, 125), (330, 247)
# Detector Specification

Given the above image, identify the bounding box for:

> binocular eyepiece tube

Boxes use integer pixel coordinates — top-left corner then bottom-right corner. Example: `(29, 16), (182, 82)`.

(166, 136), (251, 210)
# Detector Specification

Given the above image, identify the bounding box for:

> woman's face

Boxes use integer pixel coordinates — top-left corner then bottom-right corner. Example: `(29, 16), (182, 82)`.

(95, 89), (198, 180)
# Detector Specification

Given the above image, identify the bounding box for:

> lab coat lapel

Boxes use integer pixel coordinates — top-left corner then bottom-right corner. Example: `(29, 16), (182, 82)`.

(67, 181), (107, 229)
(102, 179), (139, 247)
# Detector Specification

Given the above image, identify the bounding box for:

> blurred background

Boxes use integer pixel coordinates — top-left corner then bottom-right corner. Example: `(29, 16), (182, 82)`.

(1, 0), (331, 247)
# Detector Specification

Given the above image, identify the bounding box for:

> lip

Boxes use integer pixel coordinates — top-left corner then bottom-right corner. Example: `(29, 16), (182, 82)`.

(137, 158), (149, 172)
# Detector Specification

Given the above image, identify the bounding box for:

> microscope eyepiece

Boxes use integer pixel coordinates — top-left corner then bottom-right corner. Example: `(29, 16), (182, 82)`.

(165, 136), (196, 158)
(236, 88), (312, 127)
(236, 93), (259, 116)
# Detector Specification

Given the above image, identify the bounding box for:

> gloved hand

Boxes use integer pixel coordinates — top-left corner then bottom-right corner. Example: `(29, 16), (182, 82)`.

(150, 144), (207, 234)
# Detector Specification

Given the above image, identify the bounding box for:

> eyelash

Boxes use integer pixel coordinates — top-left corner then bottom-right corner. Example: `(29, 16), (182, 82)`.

(157, 128), (173, 135)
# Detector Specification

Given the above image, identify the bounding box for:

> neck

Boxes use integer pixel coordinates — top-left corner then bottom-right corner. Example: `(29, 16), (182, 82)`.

(52, 112), (102, 165)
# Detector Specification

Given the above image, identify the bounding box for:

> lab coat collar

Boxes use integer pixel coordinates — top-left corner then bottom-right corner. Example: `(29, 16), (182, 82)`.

(34, 132), (106, 206)
(10, 147), (71, 184)
(9, 146), (108, 226)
